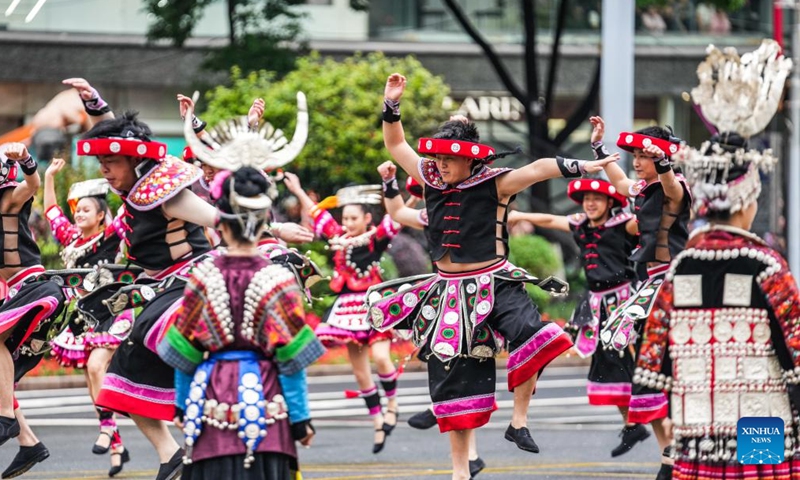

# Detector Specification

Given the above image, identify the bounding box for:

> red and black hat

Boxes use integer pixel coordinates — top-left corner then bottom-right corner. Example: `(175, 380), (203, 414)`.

(77, 137), (166, 160)
(568, 179), (628, 208)
(616, 132), (680, 157)
(78, 111), (167, 161)
(406, 176), (423, 199)
(418, 138), (495, 160)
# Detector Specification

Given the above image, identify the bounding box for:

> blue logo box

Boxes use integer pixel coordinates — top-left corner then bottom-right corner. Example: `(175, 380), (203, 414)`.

(737, 417), (784, 465)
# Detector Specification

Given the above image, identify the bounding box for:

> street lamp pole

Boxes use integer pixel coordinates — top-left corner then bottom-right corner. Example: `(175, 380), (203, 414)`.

(601, 0), (635, 173)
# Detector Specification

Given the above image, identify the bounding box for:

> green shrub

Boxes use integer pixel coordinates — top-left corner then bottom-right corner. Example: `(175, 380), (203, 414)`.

(508, 234), (564, 310)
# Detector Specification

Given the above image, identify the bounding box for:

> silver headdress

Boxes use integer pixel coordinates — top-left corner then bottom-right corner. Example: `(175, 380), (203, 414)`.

(313, 185), (383, 212)
(674, 39), (792, 215)
(185, 91), (309, 241)
(183, 91), (308, 172)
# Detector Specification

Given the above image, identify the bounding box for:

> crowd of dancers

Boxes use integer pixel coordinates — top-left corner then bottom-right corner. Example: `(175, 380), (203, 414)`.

(0, 38), (796, 480)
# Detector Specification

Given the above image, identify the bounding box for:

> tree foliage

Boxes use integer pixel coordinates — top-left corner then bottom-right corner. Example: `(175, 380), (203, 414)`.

(507, 234), (564, 308)
(200, 52), (450, 194)
(143, 0), (307, 75)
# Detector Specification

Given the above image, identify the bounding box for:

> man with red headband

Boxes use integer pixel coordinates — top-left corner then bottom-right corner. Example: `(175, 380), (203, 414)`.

(509, 178), (651, 457)
(592, 116), (691, 479)
(370, 73), (618, 480)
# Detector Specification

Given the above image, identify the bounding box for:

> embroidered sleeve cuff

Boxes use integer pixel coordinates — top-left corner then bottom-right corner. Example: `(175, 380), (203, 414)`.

(156, 325), (203, 375)
(276, 325), (326, 375)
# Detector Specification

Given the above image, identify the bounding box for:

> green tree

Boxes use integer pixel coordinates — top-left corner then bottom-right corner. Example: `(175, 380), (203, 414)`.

(200, 51), (450, 194)
(143, 0), (307, 75)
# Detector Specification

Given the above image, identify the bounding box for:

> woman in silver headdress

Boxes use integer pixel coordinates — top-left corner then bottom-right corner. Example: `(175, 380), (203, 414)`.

(632, 40), (799, 480)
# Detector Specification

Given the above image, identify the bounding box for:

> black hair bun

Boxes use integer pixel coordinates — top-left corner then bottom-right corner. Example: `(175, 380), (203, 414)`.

(433, 120), (480, 143)
(231, 167), (269, 199)
(82, 111), (153, 141)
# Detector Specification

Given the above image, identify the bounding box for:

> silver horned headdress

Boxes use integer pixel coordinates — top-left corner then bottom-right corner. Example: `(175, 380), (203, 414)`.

(183, 91), (308, 172)
(675, 39), (791, 216)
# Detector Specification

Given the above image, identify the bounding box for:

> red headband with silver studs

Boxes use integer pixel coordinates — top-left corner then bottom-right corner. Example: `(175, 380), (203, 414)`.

(567, 179), (628, 208)
(418, 138), (495, 159)
(77, 138), (167, 160)
(616, 132), (679, 157)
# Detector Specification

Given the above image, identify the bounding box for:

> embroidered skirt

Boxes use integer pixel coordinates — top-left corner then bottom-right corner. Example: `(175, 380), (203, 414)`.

(601, 264), (669, 351)
(315, 292), (393, 347)
(50, 309), (133, 369)
(368, 261), (572, 432)
(96, 284), (185, 421)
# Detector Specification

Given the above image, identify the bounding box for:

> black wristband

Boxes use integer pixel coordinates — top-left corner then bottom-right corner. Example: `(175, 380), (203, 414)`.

(191, 115), (207, 134)
(555, 155), (586, 178)
(382, 98), (401, 123)
(18, 156), (37, 176)
(654, 157), (672, 174)
(82, 91), (111, 117)
(291, 420), (314, 441)
(382, 177), (400, 199)
(591, 141), (609, 160)
(174, 406), (185, 422)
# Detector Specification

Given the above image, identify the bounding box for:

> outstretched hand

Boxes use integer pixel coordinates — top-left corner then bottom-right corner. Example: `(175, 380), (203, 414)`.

(377, 161), (397, 181)
(583, 152), (620, 173)
(248, 98), (265, 127)
(45, 158), (66, 178)
(62, 78), (97, 101)
(177, 94), (195, 119)
(384, 73), (407, 101)
(276, 222), (314, 244)
(282, 171), (303, 195)
(643, 144), (665, 159)
(3, 143), (29, 161)
(589, 116), (605, 144)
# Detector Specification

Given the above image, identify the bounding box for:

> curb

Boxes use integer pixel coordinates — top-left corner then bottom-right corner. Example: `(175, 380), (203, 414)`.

(16, 354), (590, 391)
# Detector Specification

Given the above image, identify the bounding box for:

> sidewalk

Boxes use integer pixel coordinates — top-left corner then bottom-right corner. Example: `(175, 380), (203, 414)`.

(16, 353), (590, 391)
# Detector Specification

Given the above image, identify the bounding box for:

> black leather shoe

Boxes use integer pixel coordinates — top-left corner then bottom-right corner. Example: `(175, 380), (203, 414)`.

(469, 457), (486, 477)
(611, 424), (651, 457)
(155, 448), (183, 480)
(382, 409), (399, 435)
(655, 463), (673, 480)
(0, 416), (19, 447)
(108, 448), (130, 477)
(373, 428), (388, 454)
(92, 431), (113, 455)
(2, 442), (49, 479)
(504, 424), (540, 453)
(407, 409), (437, 430)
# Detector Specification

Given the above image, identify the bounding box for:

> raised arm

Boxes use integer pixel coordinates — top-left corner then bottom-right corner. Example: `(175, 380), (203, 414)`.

(603, 162), (636, 199)
(177, 94), (211, 142)
(248, 98), (265, 130)
(508, 211), (570, 232)
(43, 157), (65, 212)
(4, 143), (40, 209)
(496, 154), (620, 198)
(162, 188), (219, 228)
(378, 161), (425, 229)
(282, 172), (317, 213)
(589, 116), (636, 196)
(382, 74), (423, 184)
(62, 78), (114, 126)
